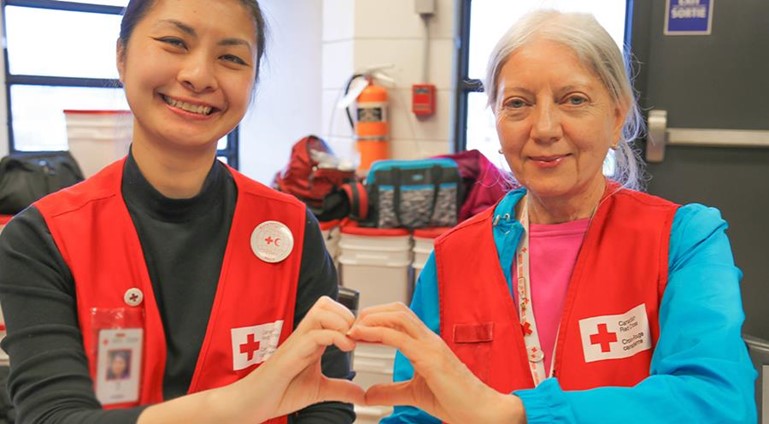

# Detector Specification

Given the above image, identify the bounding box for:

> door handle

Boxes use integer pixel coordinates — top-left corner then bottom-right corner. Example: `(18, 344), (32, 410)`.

(645, 109), (769, 163)
(646, 110), (668, 163)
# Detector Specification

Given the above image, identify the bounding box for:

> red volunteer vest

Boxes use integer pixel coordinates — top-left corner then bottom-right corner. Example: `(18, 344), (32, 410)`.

(436, 186), (678, 393)
(35, 159), (305, 422)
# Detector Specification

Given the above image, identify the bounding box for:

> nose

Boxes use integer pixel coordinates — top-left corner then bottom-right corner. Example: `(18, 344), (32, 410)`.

(177, 52), (218, 93)
(530, 102), (562, 143)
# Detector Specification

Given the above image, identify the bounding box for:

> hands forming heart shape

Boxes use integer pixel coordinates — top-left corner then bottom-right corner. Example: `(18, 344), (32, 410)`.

(247, 296), (525, 424)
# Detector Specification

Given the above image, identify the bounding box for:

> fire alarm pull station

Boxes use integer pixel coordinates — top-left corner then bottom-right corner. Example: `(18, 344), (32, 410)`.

(412, 83), (436, 117)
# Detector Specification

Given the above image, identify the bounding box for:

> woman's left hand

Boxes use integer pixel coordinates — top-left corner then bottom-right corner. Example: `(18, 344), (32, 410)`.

(349, 302), (525, 424)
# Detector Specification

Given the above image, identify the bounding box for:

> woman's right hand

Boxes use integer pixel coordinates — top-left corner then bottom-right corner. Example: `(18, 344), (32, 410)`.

(140, 296), (364, 423)
(349, 302), (526, 424)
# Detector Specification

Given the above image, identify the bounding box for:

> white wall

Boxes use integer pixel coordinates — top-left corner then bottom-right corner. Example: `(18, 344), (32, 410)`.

(239, 0), (324, 184)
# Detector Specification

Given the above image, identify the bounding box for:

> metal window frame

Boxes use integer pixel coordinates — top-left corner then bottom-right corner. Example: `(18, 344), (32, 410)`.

(1, 0), (239, 167)
(452, 0), (473, 154)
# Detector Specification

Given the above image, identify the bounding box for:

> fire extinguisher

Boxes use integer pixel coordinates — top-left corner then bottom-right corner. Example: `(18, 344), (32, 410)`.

(351, 76), (389, 172)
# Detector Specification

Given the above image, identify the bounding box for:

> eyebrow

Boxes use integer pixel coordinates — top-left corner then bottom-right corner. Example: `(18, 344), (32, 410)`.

(501, 82), (594, 96)
(501, 86), (534, 97)
(559, 83), (593, 92)
(158, 19), (254, 52)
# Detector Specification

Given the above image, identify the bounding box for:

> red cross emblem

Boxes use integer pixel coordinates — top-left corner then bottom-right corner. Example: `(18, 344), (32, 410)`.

(522, 321), (533, 336)
(264, 236), (274, 245)
(529, 346), (539, 359)
(239, 333), (261, 361)
(589, 323), (617, 353)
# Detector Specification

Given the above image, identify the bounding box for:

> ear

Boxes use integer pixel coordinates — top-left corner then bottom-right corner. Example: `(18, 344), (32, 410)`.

(116, 39), (126, 83)
(611, 99), (630, 143)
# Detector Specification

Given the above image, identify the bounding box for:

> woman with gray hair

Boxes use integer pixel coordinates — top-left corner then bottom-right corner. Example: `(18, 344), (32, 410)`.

(349, 9), (756, 423)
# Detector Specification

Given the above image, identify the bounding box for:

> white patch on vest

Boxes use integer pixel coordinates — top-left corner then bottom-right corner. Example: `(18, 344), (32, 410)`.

(578, 304), (651, 363)
(231, 320), (284, 371)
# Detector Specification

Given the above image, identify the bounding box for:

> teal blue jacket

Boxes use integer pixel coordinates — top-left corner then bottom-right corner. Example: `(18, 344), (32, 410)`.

(382, 189), (757, 423)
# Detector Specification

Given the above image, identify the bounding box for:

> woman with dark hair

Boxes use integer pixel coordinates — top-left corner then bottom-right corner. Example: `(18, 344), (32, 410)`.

(0, 1), (361, 422)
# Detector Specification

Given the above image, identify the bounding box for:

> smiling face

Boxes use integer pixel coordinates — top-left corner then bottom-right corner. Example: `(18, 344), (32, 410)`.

(495, 38), (626, 209)
(117, 0), (258, 154)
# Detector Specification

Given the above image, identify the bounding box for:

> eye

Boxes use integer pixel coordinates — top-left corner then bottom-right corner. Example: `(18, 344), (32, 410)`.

(565, 94), (588, 106)
(221, 54), (248, 66)
(155, 37), (187, 49)
(503, 98), (527, 109)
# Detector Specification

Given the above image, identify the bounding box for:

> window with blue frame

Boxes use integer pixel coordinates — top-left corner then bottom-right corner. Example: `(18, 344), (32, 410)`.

(2, 0), (237, 166)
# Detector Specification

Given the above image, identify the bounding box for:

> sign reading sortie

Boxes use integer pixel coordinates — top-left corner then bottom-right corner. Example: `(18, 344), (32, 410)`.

(665, 0), (714, 35)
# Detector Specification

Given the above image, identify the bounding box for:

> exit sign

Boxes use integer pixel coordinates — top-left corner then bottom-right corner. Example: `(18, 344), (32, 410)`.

(665, 0), (714, 35)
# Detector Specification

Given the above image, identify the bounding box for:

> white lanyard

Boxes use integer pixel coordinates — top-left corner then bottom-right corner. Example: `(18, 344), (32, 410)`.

(516, 196), (554, 386)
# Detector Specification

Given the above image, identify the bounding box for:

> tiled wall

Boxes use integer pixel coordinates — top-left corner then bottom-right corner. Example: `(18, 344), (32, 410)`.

(321, 0), (457, 165)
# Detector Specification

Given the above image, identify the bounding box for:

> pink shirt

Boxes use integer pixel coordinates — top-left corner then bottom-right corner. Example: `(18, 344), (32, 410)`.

(513, 218), (589, 375)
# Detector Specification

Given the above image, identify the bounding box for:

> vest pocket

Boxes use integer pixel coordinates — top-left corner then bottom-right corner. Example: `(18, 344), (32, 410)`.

(452, 322), (494, 383)
(453, 322), (494, 343)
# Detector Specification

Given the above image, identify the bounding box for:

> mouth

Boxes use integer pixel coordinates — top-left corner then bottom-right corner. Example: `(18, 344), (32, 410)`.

(529, 154), (568, 167)
(161, 94), (216, 116)
(530, 154), (567, 162)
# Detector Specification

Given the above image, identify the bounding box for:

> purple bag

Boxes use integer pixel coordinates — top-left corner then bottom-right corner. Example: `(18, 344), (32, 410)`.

(436, 150), (516, 222)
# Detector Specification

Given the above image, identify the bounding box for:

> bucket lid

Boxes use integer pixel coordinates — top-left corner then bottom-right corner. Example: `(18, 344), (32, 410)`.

(340, 221), (410, 237)
(337, 256), (411, 267)
(413, 227), (452, 239)
(63, 109), (132, 115)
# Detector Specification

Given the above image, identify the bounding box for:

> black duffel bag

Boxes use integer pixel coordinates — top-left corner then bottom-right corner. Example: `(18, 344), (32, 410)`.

(0, 151), (84, 215)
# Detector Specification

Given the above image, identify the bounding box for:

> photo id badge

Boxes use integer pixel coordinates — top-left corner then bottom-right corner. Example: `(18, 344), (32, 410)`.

(95, 328), (143, 406)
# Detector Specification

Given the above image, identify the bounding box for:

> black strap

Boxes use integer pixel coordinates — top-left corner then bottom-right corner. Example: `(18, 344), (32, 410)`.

(392, 167), (404, 227)
(426, 165), (444, 226)
(342, 181), (368, 221)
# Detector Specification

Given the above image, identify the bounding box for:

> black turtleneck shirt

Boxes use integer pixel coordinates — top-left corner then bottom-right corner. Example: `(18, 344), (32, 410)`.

(0, 155), (353, 423)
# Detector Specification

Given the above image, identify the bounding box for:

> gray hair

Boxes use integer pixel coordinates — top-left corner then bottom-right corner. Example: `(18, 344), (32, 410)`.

(485, 10), (645, 190)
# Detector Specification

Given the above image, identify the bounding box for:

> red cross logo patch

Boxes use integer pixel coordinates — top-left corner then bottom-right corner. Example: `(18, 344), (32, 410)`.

(578, 304), (651, 363)
(230, 320), (284, 371)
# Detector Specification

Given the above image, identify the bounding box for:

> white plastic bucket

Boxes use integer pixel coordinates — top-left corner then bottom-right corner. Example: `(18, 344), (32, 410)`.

(338, 223), (413, 310)
(338, 242), (413, 264)
(354, 405), (393, 424)
(352, 343), (396, 390)
(412, 242), (432, 270)
(412, 227), (450, 275)
(413, 261), (425, 280)
(339, 232), (412, 251)
(353, 343), (396, 422)
(318, 220), (341, 264)
(64, 110), (133, 178)
(338, 257), (411, 310)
